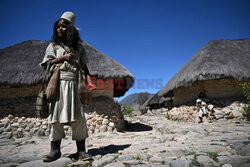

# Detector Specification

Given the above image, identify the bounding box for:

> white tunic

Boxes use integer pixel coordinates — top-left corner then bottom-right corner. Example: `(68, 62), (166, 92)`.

(40, 42), (86, 124)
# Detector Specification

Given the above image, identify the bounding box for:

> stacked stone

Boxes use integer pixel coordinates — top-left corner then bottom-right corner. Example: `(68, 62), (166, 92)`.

(86, 111), (121, 134)
(0, 111), (125, 140)
(86, 96), (125, 131)
(167, 106), (197, 122)
(214, 101), (246, 120)
(0, 115), (50, 139)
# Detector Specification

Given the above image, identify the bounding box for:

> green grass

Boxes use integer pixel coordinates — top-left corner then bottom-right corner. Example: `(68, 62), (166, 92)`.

(185, 151), (196, 156)
(191, 153), (205, 167)
(243, 141), (250, 145)
(134, 155), (143, 160)
(164, 113), (180, 122)
(122, 105), (134, 117)
(241, 82), (250, 120)
(206, 152), (218, 161)
(165, 113), (170, 119)
(191, 160), (205, 167)
(243, 106), (250, 120)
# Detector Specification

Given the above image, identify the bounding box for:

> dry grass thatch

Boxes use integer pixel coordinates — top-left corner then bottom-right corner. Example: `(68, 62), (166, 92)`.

(141, 91), (171, 109)
(139, 91), (160, 110)
(146, 91), (161, 105)
(0, 40), (134, 97)
(159, 39), (250, 97)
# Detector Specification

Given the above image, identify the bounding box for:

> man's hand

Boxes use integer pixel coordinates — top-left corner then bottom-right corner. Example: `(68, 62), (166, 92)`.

(64, 53), (75, 62)
(51, 53), (75, 65)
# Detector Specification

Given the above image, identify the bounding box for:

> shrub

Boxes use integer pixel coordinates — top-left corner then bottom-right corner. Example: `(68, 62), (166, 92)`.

(122, 105), (134, 117)
(134, 155), (143, 160)
(241, 82), (250, 120)
(165, 112), (170, 120)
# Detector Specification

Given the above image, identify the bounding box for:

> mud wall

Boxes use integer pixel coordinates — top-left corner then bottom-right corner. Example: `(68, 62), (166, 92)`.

(173, 79), (247, 106)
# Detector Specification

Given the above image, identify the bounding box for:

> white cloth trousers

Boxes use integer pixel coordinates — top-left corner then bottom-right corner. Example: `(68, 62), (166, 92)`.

(49, 115), (88, 141)
(198, 107), (208, 117)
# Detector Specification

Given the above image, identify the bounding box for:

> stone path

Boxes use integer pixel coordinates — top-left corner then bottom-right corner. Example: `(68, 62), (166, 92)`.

(0, 112), (250, 167)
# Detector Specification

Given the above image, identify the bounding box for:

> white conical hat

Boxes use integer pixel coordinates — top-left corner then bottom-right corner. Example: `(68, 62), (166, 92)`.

(196, 99), (202, 103)
(201, 101), (206, 106)
(60, 11), (76, 25)
(60, 11), (80, 30)
(208, 104), (214, 110)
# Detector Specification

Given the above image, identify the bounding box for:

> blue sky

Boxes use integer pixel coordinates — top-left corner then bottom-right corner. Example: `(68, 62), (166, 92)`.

(1, 0), (250, 101)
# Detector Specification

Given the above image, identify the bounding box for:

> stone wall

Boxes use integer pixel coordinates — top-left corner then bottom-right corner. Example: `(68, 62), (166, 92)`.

(0, 85), (40, 98)
(84, 96), (124, 131)
(92, 88), (114, 98)
(92, 78), (114, 98)
(173, 79), (247, 106)
(0, 85), (40, 118)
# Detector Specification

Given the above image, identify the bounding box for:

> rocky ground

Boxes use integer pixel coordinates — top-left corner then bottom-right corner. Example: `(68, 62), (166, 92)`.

(0, 108), (250, 167)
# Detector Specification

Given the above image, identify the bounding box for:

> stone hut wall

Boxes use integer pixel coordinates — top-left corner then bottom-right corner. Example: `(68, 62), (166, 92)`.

(0, 79), (115, 118)
(0, 85), (40, 118)
(92, 85), (114, 98)
(173, 79), (247, 106)
(0, 81), (124, 132)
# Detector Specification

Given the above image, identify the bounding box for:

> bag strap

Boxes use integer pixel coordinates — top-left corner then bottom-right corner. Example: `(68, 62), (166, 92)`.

(40, 43), (57, 91)
(40, 61), (52, 91)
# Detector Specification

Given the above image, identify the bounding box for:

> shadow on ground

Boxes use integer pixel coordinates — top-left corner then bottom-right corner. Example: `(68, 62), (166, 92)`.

(67, 144), (131, 159)
(88, 144), (131, 156)
(124, 122), (153, 132)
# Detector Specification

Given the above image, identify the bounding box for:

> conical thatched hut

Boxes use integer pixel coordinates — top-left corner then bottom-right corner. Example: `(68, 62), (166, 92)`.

(140, 91), (172, 111)
(142, 92), (161, 109)
(159, 39), (250, 106)
(0, 40), (134, 118)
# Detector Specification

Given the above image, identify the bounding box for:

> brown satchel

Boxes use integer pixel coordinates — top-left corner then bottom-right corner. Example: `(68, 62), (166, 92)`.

(78, 71), (96, 105)
(36, 83), (49, 119)
(46, 65), (61, 103)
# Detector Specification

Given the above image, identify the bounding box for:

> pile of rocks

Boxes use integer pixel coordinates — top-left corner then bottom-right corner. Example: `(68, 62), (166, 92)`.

(0, 111), (125, 140)
(86, 111), (123, 134)
(87, 96), (125, 131)
(214, 101), (246, 120)
(145, 101), (247, 122)
(167, 106), (197, 122)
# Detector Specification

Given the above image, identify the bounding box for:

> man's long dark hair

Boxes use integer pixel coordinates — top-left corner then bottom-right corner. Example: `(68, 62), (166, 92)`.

(52, 18), (80, 51)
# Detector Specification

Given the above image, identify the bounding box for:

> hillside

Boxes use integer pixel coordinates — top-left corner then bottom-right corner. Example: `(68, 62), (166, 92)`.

(119, 92), (154, 110)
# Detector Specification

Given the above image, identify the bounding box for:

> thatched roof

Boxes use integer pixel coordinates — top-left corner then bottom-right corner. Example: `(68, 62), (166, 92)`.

(139, 91), (160, 110)
(159, 96), (171, 104)
(159, 39), (250, 97)
(0, 40), (134, 97)
(146, 92), (161, 105)
(141, 91), (171, 109)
